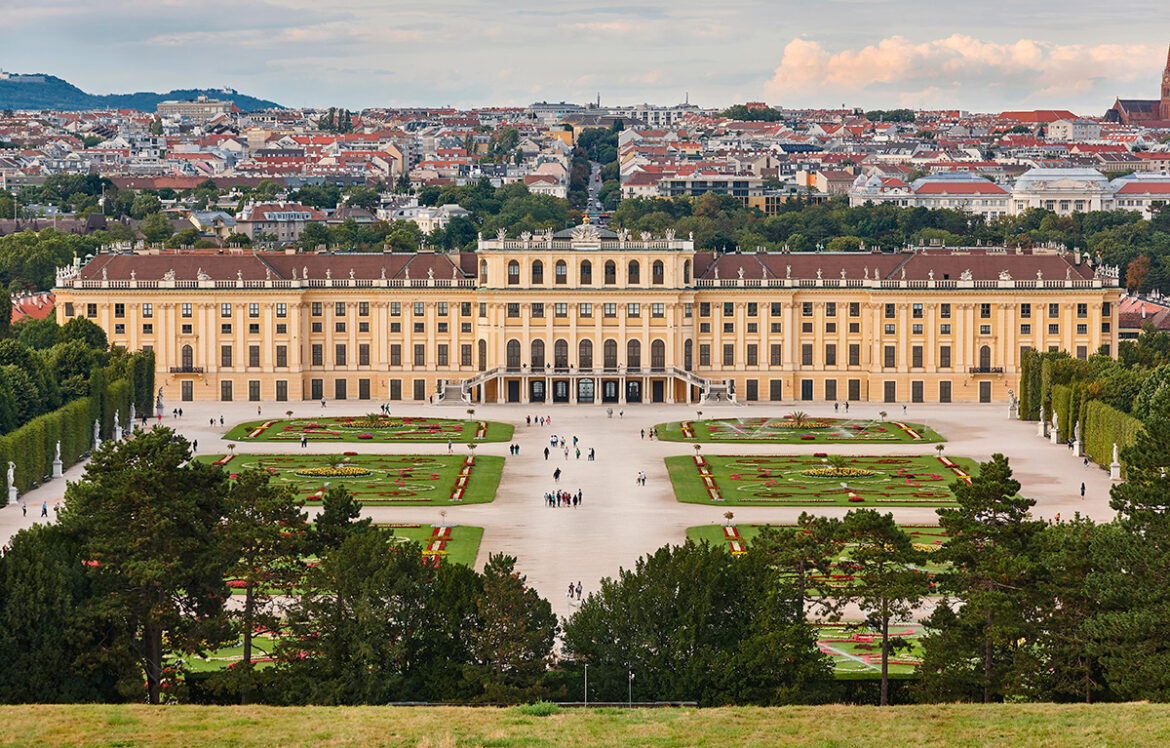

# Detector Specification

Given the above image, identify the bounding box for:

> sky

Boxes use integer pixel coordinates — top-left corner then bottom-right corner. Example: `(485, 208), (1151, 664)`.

(2, 0), (1168, 113)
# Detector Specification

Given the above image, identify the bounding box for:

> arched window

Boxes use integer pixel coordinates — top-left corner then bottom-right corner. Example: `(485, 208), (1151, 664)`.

(531, 339), (545, 369)
(554, 339), (569, 369)
(181, 344), (194, 370)
(979, 345), (991, 369)
(579, 339), (594, 370)
(684, 339), (693, 371)
(627, 339), (642, 370)
(651, 339), (665, 370)
(604, 339), (618, 370)
(683, 259), (691, 285)
(580, 260), (593, 285)
(478, 339), (487, 371)
(531, 259), (544, 285)
(506, 339), (521, 370)
(652, 260), (664, 285)
(628, 260), (640, 284)
(555, 260), (567, 285)
(507, 260), (520, 285)
(479, 260), (488, 284)
(604, 260), (616, 285)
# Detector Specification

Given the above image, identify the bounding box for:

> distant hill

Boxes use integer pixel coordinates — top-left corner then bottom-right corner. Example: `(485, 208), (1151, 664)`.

(0, 73), (283, 112)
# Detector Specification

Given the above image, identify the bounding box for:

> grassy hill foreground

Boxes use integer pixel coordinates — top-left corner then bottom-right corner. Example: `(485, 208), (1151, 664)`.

(3, 703), (1170, 747)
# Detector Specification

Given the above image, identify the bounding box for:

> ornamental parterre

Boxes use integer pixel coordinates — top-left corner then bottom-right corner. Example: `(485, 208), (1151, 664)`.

(226, 416), (508, 443)
(664, 417), (943, 444)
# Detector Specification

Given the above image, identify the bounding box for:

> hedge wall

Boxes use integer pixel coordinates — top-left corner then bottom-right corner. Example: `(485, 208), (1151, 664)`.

(1082, 400), (1144, 478)
(0, 351), (154, 495)
(1051, 384), (1073, 439)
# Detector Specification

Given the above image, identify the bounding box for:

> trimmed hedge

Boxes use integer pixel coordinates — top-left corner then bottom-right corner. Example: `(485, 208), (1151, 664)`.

(1051, 384), (1072, 440)
(0, 351), (153, 495)
(1082, 400), (1144, 478)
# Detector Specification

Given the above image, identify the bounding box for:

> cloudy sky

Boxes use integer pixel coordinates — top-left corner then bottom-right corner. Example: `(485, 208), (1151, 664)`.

(3, 0), (1168, 113)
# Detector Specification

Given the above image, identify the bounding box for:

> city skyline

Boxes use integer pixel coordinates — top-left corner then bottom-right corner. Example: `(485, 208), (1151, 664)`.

(2, 0), (1168, 112)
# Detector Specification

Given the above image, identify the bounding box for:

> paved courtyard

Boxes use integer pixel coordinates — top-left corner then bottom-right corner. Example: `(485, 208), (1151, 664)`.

(0, 400), (1115, 613)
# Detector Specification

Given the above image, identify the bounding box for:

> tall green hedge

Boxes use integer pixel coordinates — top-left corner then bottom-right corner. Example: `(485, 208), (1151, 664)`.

(1051, 384), (1073, 439)
(0, 351), (153, 495)
(1082, 400), (1144, 478)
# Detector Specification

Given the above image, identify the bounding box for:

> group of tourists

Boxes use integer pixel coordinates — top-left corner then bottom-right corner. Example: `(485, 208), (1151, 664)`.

(545, 489), (584, 508)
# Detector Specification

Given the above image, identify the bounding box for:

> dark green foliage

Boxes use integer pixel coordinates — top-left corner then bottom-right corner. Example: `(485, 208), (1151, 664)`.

(312, 484), (371, 555)
(721, 104), (786, 121)
(562, 540), (831, 706)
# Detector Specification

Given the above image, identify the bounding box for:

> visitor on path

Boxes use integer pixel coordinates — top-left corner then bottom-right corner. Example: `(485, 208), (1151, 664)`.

(588, 447), (595, 461)
(321, 398), (326, 408)
(21, 502), (26, 517)
(53, 502), (60, 516)
(257, 407), (262, 416)
(553, 468), (561, 483)
(40, 502), (48, 518)
(1081, 482), (1086, 498)
(844, 402), (849, 412)
(210, 418), (215, 427)
(568, 583), (575, 599)
(220, 415), (224, 426)
(573, 436), (578, 447)
(544, 447), (550, 460)
(564, 447), (569, 460)
(447, 439), (453, 454)
(192, 439), (198, 455)
(619, 410), (624, 418)
(526, 416), (531, 426)
(902, 405), (907, 416)
(576, 581), (582, 600)
(576, 448), (581, 460)
(607, 408), (613, 418)
(178, 408), (183, 418)
(641, 429), (645, 439)
(301, 434), (308, 448)
(1084, 457), (1089, 467)
(173, 408), (178, 419)
(577, 489), (583, 504)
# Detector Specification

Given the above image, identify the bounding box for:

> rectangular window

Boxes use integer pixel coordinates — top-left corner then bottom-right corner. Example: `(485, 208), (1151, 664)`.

(849, 302), (860, 317)
(1077, 345), (1088, 360)
(390, 302), (401, 316)
(276, 345), (287, 367)
(1049, 303), (1060, 318)
(723, 302), (734, 317)
(939, 381), (952, 403)
(276, 303), (287, 318)
(771, 302), (783, 316)
(461, 344), (472, 367)
(507, 303), (520, 318)
(413, 322), (424, 334)
(825, 379), (837, 401)
(312, 302), (322, 317)
(940, 303), (951, 319)
(142, 303), (153, 318)
(748, 322), (758, 333)
(747, 302), (758, 317)
(802, 302), (813, 317)
(220, 380), (233, 402)
(221, 345), (233, 367)
(359, 343), (370, 366)
(885, 303), (896, 319)
(413, 344), (425, 366)
(1077, 324), (1087, 335)
(87, 303), (98, 318)
(912, 345), (923, 368)
(276, 380), (288, 402)
(181, 324), (193, 335)
(884, 324), (895, 335)
(911, 380), (924, 403)
(746, 344), (758, 366)
(220, 303), (231, 318)
(825, 344), (837, 366)
(825, 302), (837, 317)
(980, 303), (991, 319)
(604, 303), (617, 318)
(770, 379), (783, 401)
(700, 302), (711, 317)
(437, 344), (449, 367)
(580, 303), (593, 318)
(311, 344), (323, 366)
(334, 344), (346, 366)
(1077, 303), (1088, 318)
(479, 302), (487, 318)
(801, 343), (813, 366)
(848, 344), (860, 366)
(359, 379), (370, 400)
(555, 303), (568, 318)
(390, 379), (402, 400)
(249, 380), (261, 402)
(335, 379), (347, 400)
(699, 344), (711, 367)
(912, 323), (923, 335)
(684, 303), (693, 318)
(723, 322), (734, 334)
(249, 303), (260, 318)
(437, 302), (448, 316)
(113, 303), (125, 318)
(1021, 323), (1032, 335)
(114, 324), (125, 335)
(770, 344), (782, 366)
(940, 323), (951, 335)
(883, 345), (896, 368)
(980, 324), (991, 335)
(912, 303), (923, 319)
(142, 324), (153, 335)
(532, 303), (544, 318)
(940, 346), (951, 368)
(221, 323), (232, 335)
(1048, 323), (1060, 335)
(335, 321), (346, 333)
(64, 302), (74, 317)
(461, 302), (472, 317)
(722, 343), (734, 366)
(746, 379), (759, 401)
(627, 303), (641, 317)
(802, 322), (813, 333)
(359, 301), (370, 317)
(771, 322), (782, 333)
(249, 323), (260, 335)
(248, 345), (260, 368)
(652, 303), (665, 318)
(311, 322), (323, 333)
(359, 321), (369, 333)
(411, 302), (423, 316)
(390, 344), (401, 367)
(413, 379), (426, 401)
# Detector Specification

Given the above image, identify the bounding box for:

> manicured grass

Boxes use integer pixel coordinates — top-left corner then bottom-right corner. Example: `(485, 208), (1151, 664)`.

(198, 453), (502, 505)
(376, 523), (484, 568)
(812, 622), (927, 677)
(656, 417), (944, 444)
(687, 524), (948, 594)
(7, 703), (1170, 747)
(184, 635), (280, 673)
(667, 454), (976, 506)
(224, 415), (514, 443)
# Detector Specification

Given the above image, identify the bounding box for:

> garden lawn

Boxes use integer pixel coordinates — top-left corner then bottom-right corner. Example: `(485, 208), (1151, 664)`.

(687, 524), (949, 594)
(667, 454), (976, 506)
(375, 523), (484, 568)
(8, 704), (1170, 747)
(198, 453), (502, 505)
(185, 634), (280, 673)
(812, 622), (927, 678)
(225, 415), (513, 443)
(656, 417), (944, 444)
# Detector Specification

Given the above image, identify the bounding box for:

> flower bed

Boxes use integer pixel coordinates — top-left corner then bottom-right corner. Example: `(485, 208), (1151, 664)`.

(294, 465), (372, 478)
(801, 467), (877, 478)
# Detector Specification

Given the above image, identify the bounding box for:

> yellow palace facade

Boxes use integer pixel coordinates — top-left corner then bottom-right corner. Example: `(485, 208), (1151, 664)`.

(54, 224), (1121, 406)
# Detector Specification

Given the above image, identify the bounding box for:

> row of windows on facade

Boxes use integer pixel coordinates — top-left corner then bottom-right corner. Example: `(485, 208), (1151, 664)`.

(186, 378), (427, 403)
(82, 299), (1110, 323)
(497, 258), (687, 286)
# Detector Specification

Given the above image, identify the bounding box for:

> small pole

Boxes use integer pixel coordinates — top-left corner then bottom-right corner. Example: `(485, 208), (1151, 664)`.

(584, 663), (588, 707)
(628, 669), (633, 707)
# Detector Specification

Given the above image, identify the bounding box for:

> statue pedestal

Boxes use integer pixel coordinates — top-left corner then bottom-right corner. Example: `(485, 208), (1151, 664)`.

(1073, 441), (1083, 457)
(52, 459), (63, 479)
(1050, 429), (1060, 445)
(1037, 421), (1046, 438)
(1110, 461), (1122, 481)
(7, 486), (16, 505)
(114, 426), (123, 442)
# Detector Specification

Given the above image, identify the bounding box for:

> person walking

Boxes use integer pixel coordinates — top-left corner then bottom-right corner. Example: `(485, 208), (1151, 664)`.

(192, 439), (198, 455)
(554, 468), (561, 483)
(576, 581), (582, 600)
(301, 434), (308, 449)
(1081, 482), (1086, 498)
(576, 448), (581, 460)
(21, 502), (26, 517)
(589, 447), (595, 461)
(447, 439), (453, 454)
(220, 415), (224, 426)
(544, 446), (550, 460)
(640, 429), (645, 439)
(40, 501), (48, 518)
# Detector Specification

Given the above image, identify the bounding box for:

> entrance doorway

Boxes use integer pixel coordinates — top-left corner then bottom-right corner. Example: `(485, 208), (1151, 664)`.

(625, 380), (642, 403)
(552, 380), (570, 403)
(530, 380), (545, 403)
(506, 379), (521, 403)
(651, 380), (665, 403)
(979, 380), (992, 403)
(577, 379), (595, 403)
(800, 379), (813, 401)
(602, 380), (620, 403)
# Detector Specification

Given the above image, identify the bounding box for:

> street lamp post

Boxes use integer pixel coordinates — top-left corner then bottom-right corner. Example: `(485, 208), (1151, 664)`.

(584, 663), (588, 707)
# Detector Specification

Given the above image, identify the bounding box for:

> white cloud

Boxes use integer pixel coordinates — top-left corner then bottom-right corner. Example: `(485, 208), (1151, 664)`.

(765, 35), (1163, 110)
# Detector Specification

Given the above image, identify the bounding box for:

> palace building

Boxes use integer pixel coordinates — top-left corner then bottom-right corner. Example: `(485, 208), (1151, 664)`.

(54, 223), (1121, 406)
